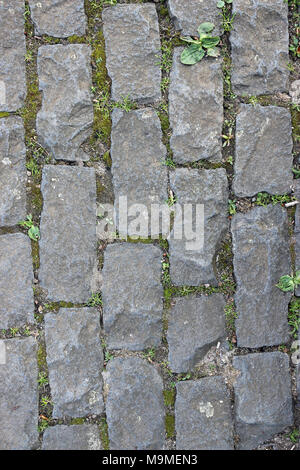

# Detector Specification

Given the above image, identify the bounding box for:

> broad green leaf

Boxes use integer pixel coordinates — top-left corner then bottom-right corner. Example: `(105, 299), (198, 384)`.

(226, 0), (233, 3)
(181, 36), (201, 44)
(28, 225), (40, 241)
(180, 44), (205, 65)
(202, 36), (220, 48)
(217, 1), (225, 7)
(206, 47), (221, 57)
(198, 22), (215, 35)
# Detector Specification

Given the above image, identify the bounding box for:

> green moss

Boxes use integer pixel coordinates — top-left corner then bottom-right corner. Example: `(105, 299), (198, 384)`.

(96, 179), (105, 197)
(67, 35), (87, 44)
(291, 107), (300, 141)
(31, 241), (40, 270)
(70, 418), (86, 425)
(165, 414), (175, 439)
(159, 6), (169, 17)
(164, 389), (175, 407)
(157, 111), (170, 133)
(42, 36), (61, 44)
(99, 418), (110, 450)
(0, 112), (10, 118)
(19, 77), (41, 137)
(37, 342), (47, 370)
(102, 151), (112, 168)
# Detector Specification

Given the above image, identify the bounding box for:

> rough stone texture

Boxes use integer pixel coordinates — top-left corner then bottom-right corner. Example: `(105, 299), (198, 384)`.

(233, 352), (293, 450)
(290, 80), (300, 105)
(105, 357), (165, 450)
(0, 0), (26, 111)
(168, 0), (222, 36)
(103, 4), (161, 103)
(231, 0), (289, 95)
(0, 234), (34, 329)
(111, 108), (168, 237)
(169, 51), (223, 164)
(39, 165), (97, 303)
(0, 116), (26, 226)
(294, 180), (300, 297)
(233, 104), (293, 197)
(168, 295), (226, 373)
(45, 308), (104, 418)
(0, 338), (38, 450)
(37, 45), (93, 161)
(232, 205), (291, 348)
(102, 243), (163, 351)
(28, 0), (86, 37)
(42, 425), (102, 450)
(169, 168), (228, 286)
(176, 377), (234, 450)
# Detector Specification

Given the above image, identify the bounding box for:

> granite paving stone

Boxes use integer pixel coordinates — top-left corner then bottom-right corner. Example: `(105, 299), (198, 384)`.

(168, 0), (222, 36)
(42, 425), (102, 450)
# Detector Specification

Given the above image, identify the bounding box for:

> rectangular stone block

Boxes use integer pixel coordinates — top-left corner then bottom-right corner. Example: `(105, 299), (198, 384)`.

(168, 0), (222, 36)
(111, 108), (168, 237)
(39, 165), (97, 302)
(0, 233), (34, 329)
(233, 104), (293, 197)
(0, 0), (26, 111)
(231, 0), (289, 95)
(169, 51), (223, 164)
(28, 0), (86, 37)
(233, 352), (293, 449)
(37, 44), (93, 161)
(232, 205), (291, 348)
(167, 295), (226, 373)
(105, 357), (165, 450)
(0, 116), (27, 226)
(103, 4), (161, 103)
(45, 308), (104, 418)
(169, 168), (228, 286)
(102, 243), (163, 351)
(42, 425), (102, 450)
(0, 337), (38, 450)
(176, 377), (234, 450)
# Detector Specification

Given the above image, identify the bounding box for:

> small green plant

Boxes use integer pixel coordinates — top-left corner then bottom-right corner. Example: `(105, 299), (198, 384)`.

(248, 96), (259, 106)
(40, 396), (52, 408)
(288, 299), (300, 338)
(289, 35), (300, 58)
(112, 95), (136, 112)
(104, 350), (114, 362)
(142, 348), (156, 361)
(226, 155), (233, 165)
(18, 214), (40, 241)
(276, 271), (300, 292)
(162, 157), (176, 169)
(178, 373), (191, 381)
(217, 0), (232, 7)
(86, 293), (103, 307)
(38, 420), (49, 433)
(10, 328), (19, 337)
(38, 372), (49, 387)
(222, 127), (234, 147)
(219, 5), (236, 32)
(289, 428), (299, 443)
(180, 23), (220, 65)
(228, 199), (236, 215)
(293, 168), (300, 178)
(166, 191), (177, 207)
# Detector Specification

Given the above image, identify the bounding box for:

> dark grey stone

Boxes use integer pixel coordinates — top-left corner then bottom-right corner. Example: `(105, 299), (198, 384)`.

(169, 51), (223, 164)
(169, 168), (228, 286)
(232, 205), (291, 348)
(111, 108), (168, 237)
(39, 165), (97, 303)
(233, 104), (293, 197)
(176, 377), (234, 450)
(28, 0), (86, 37)
(42, 425), (102, 450)
(0, 337), (38, 450)
(0, 234), (34, 329)
(231, 0), (289, 95)
(103, 4), (161, 103)
(168, 0), (222, 36)
(45, 308), (104, 418)
(102, 243), (163, 351)
(0, 0), (26, 111)
(105, 357), (165, 450)
(0, 116), (26, 226)
(233, 352), (293, 450)
(168, 295), (226, 373)
(37, 45), (93, 161)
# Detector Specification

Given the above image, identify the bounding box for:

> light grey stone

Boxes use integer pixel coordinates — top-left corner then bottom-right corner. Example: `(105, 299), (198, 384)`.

(28, 0), (86, 37)
(0, 233), (34, 329)
(105, 357), (165, 450)
(233, 352), (293, 450)
(233, 104), (293, 197)
(0, 0), (26, 111)
(0, 337), (38, 450)
(231, 0), (289, 95)
(0, 116), (26, 226)
(169, 168), (228, 286)
(290, 80), (300, 105)
(39, 165), (97, 303)
(42, 425), (102, 450)
(45, 308), (104, 418)
(103, 4), (161, 103)
(168, 0), (222, 36)
(232, 205), (291, 348)
(111, 108), (168, 237)
(176, 377), (234, 450)
(37, 45), (93, 161)
(169, 51), (223, 164)
(168, 295), (226, 373)
(102, 243), (163, 351)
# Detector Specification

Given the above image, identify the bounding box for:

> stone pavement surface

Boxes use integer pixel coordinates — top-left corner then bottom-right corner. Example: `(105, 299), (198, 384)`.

(0, 0), (299, 452)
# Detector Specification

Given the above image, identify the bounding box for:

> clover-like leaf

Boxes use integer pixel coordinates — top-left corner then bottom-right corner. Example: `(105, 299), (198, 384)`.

(181, 35), (201, 44)
(206, 47), (221, 57)
(217, 0), (225, 7)
(198, 22), (215, 35)
(28, 225), (40, 241)
(202, 36), (220, 49)
(180, 44), (205, 65)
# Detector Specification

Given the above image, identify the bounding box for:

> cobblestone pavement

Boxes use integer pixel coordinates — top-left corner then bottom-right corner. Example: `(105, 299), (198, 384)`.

(0, 0), (299, 451)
